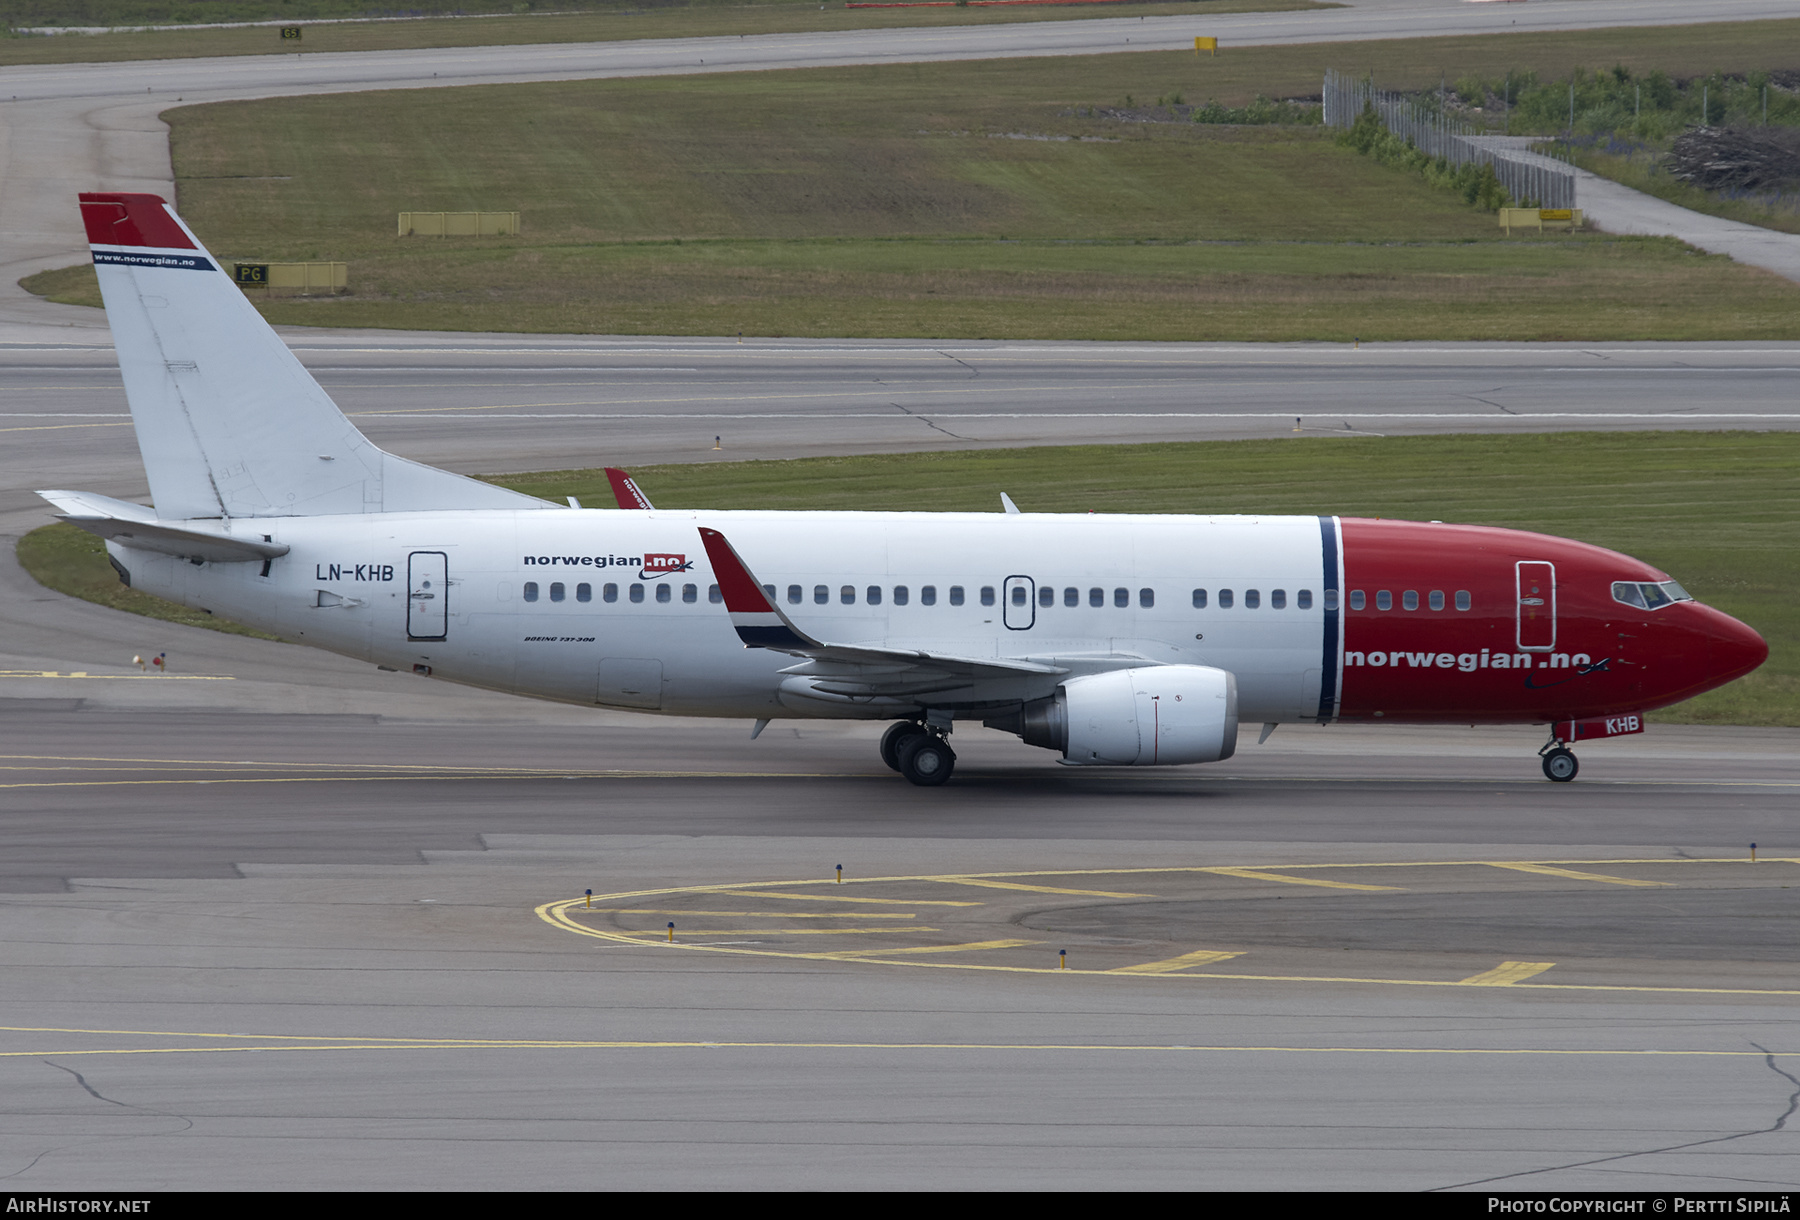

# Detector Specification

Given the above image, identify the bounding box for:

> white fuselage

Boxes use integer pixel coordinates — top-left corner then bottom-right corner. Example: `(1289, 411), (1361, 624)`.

(114, 508), (1331, 722)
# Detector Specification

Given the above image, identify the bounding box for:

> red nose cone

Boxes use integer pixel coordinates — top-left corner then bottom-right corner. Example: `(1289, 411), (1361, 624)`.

(1708, 609), (1769, 686)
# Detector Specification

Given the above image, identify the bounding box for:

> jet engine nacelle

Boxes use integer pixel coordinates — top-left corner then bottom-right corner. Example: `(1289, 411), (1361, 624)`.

(1016, 665), (1238, 766)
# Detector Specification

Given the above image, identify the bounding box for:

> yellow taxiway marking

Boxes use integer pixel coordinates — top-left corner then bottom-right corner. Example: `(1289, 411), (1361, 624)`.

(618, 928), (938, 937)
(0, 421), (133, 434)
(818, 939), (1038, 959)
(536, 853), (1800, 996)
(0, 1025), (1794, 1061)
(1109, 949), (1245, 975)
(0, 671), (233, 680)
(940, 878), (1150, 898)
(711, 890), (980, 907)
(1484, 863), (1669, 887)
(1460, 961), (1558, 986)
(1201, 867), (1402, 892)
(0, 753), (828, 779)
(606, 910), (917, 919)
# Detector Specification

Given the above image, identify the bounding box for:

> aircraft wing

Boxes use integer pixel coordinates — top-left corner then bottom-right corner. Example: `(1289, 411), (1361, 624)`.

(697, 527), (1064, 683)
(38, 488), (290, 563)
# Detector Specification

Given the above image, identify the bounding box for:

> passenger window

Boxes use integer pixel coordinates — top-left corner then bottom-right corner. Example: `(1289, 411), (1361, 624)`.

(1429, 590), (1444, 611)
(867, 585), (882, 606)
(788, 584), (802, 605)
(1038, 586), (1054, 608)
(761, 585), (775, 600)
(1245, 589), (1260, 610)
(894, 585), (910, 606)
(630, 584), (645, 604)
(981, 586), (996, 607)
(814, 585), (829, 605)
(841, 585), (856, 605)
(682, 583), (697, 604)
(1402, 590), (1418, 611)
(1376, 591), (1392, 610)
(1349, 590), (1364, 611)
(1012, 586), (1028, 607)
(1064, 587), (1078, 608)
(523, 581), (539, 603)
(1092, 587), (1106, 608)
(656, 584), (671, 603)
(921, 586), (937, 606)
(1219, 589), (1234, 609)
(550, 582), (565, 603)
(577, 582), (592, 603)
(603, 583), (618, 603)
(1321, 589), (1335, 611)
(1271, 589), (1286, 610)
(1139, 588), (1154, 609)
(949, 586), (964, 606)
(1113, 587), (1128, 608)
(1298, 590), (1313, 610)
(1192, 588), (1207, 608)
(709, 584), (722, 604)
(1455, 590), (1470, 611)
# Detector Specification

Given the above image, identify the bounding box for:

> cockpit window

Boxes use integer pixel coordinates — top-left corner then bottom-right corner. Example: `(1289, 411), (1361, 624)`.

(1612, 580), (1693, 611)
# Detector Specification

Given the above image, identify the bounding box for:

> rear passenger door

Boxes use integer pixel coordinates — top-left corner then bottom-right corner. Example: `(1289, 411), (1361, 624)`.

(407, 551), (448, 641)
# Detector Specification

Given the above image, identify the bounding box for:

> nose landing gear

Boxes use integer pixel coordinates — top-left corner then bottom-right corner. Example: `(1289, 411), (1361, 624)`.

(880, 719), (956, 787)
(1538, 736), (1579, 782)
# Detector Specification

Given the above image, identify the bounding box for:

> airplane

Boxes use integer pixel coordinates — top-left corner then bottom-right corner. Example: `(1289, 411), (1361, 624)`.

(41, 192), (1768, 786)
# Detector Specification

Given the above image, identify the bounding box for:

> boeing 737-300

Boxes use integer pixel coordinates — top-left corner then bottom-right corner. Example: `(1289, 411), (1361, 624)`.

(42, 193), (1769, 785)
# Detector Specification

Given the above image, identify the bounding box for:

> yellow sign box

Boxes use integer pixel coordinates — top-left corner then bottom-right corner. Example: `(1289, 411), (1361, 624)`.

(232, 261), (346, 294)
(1499, 208), (1583, 235)
(1195, 36), (1218, 56)
(398, 211), (521, 237)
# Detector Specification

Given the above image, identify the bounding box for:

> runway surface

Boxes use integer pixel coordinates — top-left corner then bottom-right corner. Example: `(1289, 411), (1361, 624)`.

(6, 334), (1800, 518)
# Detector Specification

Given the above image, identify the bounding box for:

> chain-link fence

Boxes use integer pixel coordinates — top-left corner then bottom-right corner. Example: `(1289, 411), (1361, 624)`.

(1323, 69), (1576, 209)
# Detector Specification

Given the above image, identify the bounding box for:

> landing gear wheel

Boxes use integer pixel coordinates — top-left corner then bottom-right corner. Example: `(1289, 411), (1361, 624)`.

(1542, 747), (1579, 783)
(898, 735), (956, 787)
(880, 722), (927, 773)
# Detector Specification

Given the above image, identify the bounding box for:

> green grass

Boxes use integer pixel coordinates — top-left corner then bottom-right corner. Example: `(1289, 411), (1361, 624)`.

(26, 26), (1800, 340)
(489, 432), (1800, 726)
(22, 432), (1796, 723)
(15, 523), (280, 640)
(0, 0), (1329, 65)
(30, 232), (1800, 341)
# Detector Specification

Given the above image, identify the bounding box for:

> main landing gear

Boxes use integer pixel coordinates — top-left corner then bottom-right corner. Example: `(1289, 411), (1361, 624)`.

(880, 720), (956, 787)
(1539, 736), (1579, 783)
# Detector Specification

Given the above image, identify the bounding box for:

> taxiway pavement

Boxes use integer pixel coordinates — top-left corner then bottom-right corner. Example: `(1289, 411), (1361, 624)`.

(1, 332), (1797, 1184)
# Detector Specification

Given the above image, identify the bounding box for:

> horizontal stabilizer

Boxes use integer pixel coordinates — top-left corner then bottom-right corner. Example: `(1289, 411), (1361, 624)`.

(40, 488), (288, 564)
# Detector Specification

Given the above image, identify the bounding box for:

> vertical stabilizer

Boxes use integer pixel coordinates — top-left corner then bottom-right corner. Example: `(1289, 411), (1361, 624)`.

(79, 192), (549, 519)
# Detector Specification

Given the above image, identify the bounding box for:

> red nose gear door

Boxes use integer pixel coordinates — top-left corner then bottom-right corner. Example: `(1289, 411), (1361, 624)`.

(1516, 561), (1556, 651)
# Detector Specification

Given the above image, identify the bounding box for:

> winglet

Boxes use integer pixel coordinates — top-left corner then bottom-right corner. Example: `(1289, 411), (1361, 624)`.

(604, 467), (655, 510)
(1000, 492), (1021, 515)
(698, 527), (820, 650)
